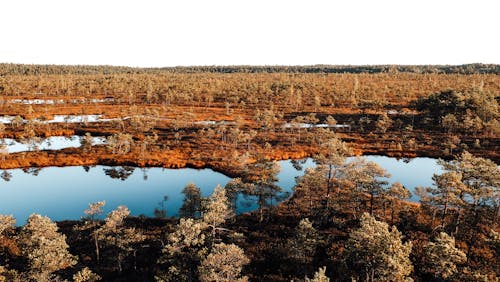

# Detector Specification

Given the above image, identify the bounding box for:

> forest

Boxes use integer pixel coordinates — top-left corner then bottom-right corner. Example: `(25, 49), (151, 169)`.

(0, 64), (499, 281)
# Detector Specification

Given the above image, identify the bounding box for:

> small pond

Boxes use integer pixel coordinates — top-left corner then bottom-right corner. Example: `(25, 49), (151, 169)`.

(0, 156), (442, 224)
(0, 115), (117, 124)
(1, 136), (106, 153)
(4, 98), (114, 105)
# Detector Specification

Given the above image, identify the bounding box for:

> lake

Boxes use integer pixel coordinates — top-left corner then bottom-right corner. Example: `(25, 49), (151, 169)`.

(0, 156), (442, 224)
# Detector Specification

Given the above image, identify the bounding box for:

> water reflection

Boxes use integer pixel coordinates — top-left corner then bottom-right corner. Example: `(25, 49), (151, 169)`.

(103, 166), (136, 181)
(0, 156), (442, 223)
(1, 171), (12, 182)
(0, 165), (232, 223)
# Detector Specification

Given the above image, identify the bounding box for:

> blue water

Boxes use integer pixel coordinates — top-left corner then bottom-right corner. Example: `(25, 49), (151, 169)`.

(0, 156), (442, 224)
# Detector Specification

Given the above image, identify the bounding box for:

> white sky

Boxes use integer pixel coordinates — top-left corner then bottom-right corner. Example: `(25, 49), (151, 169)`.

(0, 0), (498, 67)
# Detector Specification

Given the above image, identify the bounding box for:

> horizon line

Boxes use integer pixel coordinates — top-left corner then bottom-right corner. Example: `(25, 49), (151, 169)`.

(1, 62), (499, 69)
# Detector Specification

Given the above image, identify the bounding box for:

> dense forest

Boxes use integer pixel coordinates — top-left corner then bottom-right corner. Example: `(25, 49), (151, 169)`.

(0, 64), (499, 281)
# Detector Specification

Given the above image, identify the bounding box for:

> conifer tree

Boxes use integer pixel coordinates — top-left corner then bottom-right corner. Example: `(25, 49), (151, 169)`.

(20, 214), (77, 282)
(386, 182), (411, 223)
(294, 168), (325, 214)
(203, 185), (232, 243)
(289, 218), (319, 263)
(0, 265), (18, 282)
(156, 218), (207, 282)
(345, 158), (390, 215)
(429, 172), (466, 227)
(97, 206), (145, 273)
(0, 215), (15, 237)
(0, 215), (17, 282)
(345, 213), (413, 282)
(73, 267), (101, 282)
(242, 158), (281, 222)
(423, 232), (466, 281)
(313, 137), (351, 206)
(179, 183), (202, 218)
(198, 243), (249, 282)
(440, 152), (500, 228)
(76, 201), (106, 264)
(305, 267), (330, 282)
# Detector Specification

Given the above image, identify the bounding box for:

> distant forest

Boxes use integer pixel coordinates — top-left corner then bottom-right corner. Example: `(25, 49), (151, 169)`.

(0, 63), (499, 76)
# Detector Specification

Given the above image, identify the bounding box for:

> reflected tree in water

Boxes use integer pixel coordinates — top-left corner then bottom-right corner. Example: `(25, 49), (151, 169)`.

(154, 195), (169, 218)
(291, 158), (307, 171)
(82, 165), (92, 172)
(141, 168), (149, 181)
(22, 167), (43, 176)
(103, 166), (135, 181)
(1, 170), (12, 182)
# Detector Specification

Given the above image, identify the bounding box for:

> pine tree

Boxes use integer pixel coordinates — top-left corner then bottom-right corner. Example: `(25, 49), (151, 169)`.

(78, 201), (106, 263)
(179, 183), (202, 218)
(0, 265), (18, 282)
(20, 214), (77, 282)
(289, 218), (319, 263)
(313, 137), (351, 207)
(0, 215), (15, 237)
(97, 206), (145, 273)
(386, 182), (411, 223)
(224, 178), (254, 212)
(440, 152), (500, 228)
(345, 213), (413, 282)
(242, 158), (281, 222)
(423, 232), (466, 281)
(345, 158), (390, 215)
(198, 243), (249, 282)
(375, 112), (393, 134)
(156, 218), (207, 282)
(430, 171), (466, 227)
(305, 267), (330, 282)
(0, 215), (17, 282)
(73, 267), (101, 282)
(203, 185), (232, 244)
(294, 168), (325, 214)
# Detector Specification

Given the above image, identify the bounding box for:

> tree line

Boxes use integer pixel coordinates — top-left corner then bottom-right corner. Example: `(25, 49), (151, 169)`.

(1, 63), (499, 76)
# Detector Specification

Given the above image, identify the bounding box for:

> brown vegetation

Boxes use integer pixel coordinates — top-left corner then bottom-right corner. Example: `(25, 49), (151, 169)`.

(0, 64), (499, 281)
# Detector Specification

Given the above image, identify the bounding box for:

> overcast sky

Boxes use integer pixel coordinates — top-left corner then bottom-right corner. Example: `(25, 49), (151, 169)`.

(0, 0), (498, 67)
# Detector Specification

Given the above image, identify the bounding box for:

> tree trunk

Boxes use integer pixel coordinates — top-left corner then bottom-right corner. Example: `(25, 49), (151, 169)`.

(325, 165), (333, 209)
(118, 253), (123, 273)
(441, 199), (449, 227)
(94, 232), (100, 263)
(391, 200), (395, 224)
(370, 193), (374, 215)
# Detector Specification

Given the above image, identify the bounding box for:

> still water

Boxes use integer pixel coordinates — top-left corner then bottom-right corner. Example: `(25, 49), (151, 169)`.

(0, 156), (441, 224)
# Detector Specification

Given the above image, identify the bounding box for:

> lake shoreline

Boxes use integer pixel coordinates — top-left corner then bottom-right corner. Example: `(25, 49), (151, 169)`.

(0, 142), (495, 177)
